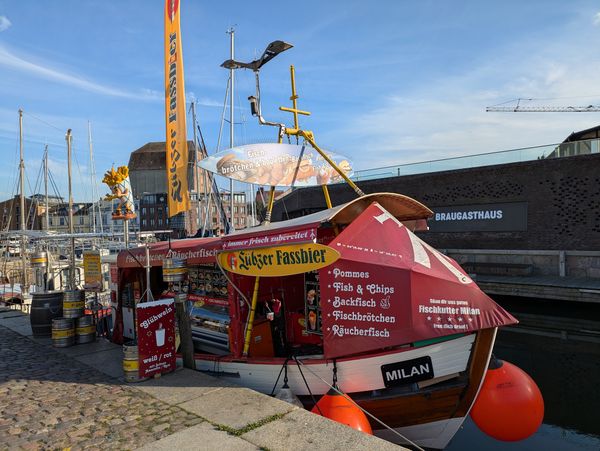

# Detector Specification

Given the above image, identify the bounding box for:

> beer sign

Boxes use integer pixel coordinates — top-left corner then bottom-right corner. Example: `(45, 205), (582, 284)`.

(83, 250), (102, 291)
(218, 243), (340, 277)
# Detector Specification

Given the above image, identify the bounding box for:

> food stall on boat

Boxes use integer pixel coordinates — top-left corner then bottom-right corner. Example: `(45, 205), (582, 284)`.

(113, 192), (518, 449)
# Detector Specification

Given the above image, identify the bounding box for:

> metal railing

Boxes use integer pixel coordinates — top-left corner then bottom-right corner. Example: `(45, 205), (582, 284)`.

(351, 138), (600, 182)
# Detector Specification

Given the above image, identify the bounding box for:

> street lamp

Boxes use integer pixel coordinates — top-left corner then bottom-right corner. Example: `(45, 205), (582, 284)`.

(221, 40), (293, 132)
(221, 40), (293, 72)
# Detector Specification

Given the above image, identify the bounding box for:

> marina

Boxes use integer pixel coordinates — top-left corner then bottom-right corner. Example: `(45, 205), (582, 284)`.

(1, 1), (600, 450)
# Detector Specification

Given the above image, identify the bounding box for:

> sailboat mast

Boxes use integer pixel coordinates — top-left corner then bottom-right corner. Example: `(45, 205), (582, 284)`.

(228, 28), (235, 232)
(44, 145), (49, 231)
(66, 129), (75, 290)
(191, 101), (200, 233)
(87, 122), (97, 234)
(18, 109), (27, 290)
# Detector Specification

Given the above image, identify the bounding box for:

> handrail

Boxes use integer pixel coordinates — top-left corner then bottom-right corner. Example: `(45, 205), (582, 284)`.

(351, 138), (600, 182)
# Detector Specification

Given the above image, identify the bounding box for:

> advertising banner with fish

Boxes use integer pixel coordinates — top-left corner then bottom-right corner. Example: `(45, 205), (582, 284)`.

(164, 0), (189, 216)
(198, 143), (353, 187)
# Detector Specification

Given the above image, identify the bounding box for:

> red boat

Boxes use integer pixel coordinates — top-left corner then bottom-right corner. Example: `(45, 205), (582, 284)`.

(114, 192), (517, 449)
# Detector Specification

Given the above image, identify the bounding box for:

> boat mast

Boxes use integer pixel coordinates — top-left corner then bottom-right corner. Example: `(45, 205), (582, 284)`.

(87, 121), (97, 235)
(228, 27), (235, 232)
(18, 109), (27, 291)
(191, 101), (200, 233)
(44, 145), (49, 231)
(66, 129), (76, 290)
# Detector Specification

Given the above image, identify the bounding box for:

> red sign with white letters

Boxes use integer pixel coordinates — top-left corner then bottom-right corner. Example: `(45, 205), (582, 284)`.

(136, 299), (176, 378)
(320, 203), (517, 359)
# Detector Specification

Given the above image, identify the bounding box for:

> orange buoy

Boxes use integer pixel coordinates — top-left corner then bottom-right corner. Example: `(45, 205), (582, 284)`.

(311, 388), (373, 434)
(470, 357), (544, 441)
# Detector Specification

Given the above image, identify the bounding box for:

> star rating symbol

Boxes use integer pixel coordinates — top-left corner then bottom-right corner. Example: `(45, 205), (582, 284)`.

(426, 316), (432, 321)
(448, 317), (453, 322)
(468, 317), (473, 322)
(458, 317), (463, 322)
(436, 317), (442, 322)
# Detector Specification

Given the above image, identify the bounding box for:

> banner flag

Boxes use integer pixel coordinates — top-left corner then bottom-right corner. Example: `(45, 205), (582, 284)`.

(164, 0), (189, 217)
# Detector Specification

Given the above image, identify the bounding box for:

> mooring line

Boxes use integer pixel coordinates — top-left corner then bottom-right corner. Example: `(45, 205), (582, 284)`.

(294, 357), (425, 451)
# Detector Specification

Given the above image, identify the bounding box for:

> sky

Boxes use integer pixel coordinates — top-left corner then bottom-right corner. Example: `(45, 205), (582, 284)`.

(2, 0), (600, 202)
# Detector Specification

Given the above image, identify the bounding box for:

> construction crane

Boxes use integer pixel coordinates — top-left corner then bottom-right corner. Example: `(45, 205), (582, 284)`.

(486, 98), (600, 112)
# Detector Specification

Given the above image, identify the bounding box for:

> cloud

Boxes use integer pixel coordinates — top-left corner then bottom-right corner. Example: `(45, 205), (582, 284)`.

(0, 16), (10, 32)
(594, 12), (600, 26)
(329, 24), (600, 170)
(0, 44), (157, 101)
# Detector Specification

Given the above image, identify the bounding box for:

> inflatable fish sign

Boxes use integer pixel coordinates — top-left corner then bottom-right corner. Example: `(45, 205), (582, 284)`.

(199, 143), (353, 187)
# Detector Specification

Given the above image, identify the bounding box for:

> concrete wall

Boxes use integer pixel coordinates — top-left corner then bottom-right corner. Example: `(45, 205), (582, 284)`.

(444, 249), (600, 278)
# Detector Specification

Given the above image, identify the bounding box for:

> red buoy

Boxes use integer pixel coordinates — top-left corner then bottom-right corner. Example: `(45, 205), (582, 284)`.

(311, 388), (373, 434)
(470, 357), (544, 441)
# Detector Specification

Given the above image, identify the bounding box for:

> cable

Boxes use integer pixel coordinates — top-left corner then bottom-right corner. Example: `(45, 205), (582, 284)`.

(292, 356), (323, 416)
(22, 111), (64, 132)
(294, 357), (426, 451)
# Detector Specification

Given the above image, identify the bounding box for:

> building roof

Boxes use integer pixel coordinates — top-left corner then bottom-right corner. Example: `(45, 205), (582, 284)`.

(562, 124), (600, 143)
(128, 141), (195, 171)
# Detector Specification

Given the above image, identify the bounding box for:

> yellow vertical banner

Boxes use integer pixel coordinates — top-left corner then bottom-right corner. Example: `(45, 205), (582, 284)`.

(164, 0), (189, 217)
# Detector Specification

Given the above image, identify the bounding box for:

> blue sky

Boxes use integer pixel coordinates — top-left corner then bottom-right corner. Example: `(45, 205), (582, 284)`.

(2, 0), (600, 201)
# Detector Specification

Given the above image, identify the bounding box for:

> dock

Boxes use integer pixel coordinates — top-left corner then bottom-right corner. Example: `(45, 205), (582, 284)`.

(475, 274), (600, 303)
(0, 308), (405, 450)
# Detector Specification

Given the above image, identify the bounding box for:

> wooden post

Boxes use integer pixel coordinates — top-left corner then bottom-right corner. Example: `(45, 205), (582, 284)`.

(175, 293), (195, 369)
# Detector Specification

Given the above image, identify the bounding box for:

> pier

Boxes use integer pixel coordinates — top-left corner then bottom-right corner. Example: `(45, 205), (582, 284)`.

(0, 308), (405, 450)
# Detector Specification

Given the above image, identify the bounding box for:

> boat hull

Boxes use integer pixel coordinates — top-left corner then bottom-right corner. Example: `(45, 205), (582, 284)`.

(190, 328), (497, 449)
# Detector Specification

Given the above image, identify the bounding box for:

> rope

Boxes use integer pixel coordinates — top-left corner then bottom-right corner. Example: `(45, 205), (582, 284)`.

(292, 356), (323, 416)
(269, 358), (289, 396)
(294, 357), (425, 451)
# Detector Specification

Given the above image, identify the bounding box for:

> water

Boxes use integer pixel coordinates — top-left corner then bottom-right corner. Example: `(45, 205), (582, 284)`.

(446, 325), (600, 450)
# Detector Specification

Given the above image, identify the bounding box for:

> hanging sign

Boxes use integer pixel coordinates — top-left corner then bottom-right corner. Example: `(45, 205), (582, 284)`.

(83, 251), (102, 291)
(136, 299), (177, 378)
(198, 143), (353, 187)
(164, 0), (190, 216)
(218, 243), (340, 277)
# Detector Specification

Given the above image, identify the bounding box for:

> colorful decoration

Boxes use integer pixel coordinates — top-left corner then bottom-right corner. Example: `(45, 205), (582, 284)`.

(102, 166), (136, 220)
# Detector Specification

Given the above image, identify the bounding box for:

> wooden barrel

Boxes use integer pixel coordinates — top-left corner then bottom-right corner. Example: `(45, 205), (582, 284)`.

(30, 291), (63, 337)
(163, 258), (187, 282)
(63, 290), (85, 318)
(52, 317), (74, 347)
(75, 315), (96, 344)
(123, 341), (147, 383)
(30, 251), (48, 268)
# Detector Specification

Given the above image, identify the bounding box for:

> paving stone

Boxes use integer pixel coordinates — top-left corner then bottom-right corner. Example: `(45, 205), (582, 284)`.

(0, 321), (407, 451)
(241, 408), (401, 451)
(0, 325), (203, 450)
(135, 422), (260, 451)
(178, 387), (296, 430)
(133, 368), (235, 405)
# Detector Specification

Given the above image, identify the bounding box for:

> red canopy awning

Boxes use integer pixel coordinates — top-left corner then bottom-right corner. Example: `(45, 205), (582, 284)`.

(222, 192), (433, 250)
(117, 237), (221, 268)
(319, 202), (517, 359)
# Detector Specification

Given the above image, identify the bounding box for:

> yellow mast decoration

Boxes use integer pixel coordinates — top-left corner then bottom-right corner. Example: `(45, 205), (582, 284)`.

(164, 0), (190, 217)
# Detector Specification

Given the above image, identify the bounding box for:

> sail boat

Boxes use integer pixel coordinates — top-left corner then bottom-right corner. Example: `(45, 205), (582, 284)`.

(110, 31), (534, 448)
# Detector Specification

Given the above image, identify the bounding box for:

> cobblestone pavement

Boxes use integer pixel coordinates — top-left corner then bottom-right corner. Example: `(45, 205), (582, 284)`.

(0, 326), (203, 450)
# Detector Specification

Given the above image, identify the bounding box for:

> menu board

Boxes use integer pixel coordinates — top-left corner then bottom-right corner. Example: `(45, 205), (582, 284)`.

(305, 271), (322, 335)
(136, 299), (176, 378)
(320, 262), (408, 358)
(187, 265), (229, 307)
